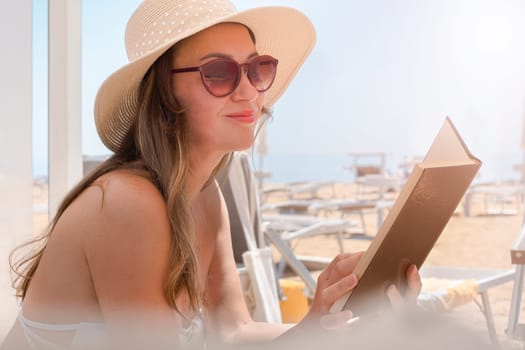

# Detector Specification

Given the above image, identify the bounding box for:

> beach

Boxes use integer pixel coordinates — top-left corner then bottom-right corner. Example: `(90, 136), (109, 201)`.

(1, 181), (525, 349)
(266, 181), (525, 349)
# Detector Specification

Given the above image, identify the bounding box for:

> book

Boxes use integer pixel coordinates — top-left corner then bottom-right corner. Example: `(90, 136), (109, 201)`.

(330, 117), (481, 316)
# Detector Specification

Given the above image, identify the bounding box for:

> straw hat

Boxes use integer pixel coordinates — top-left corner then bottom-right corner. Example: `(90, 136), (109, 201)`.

(94, 0), (316, 152)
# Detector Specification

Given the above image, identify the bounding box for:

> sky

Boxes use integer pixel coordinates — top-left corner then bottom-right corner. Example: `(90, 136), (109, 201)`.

(33, 0), (525, 182)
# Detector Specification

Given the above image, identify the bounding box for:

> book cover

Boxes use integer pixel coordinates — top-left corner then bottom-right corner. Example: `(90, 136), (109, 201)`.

(330, 117), (481, 315)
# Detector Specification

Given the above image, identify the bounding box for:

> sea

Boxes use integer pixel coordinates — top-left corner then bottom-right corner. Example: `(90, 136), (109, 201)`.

(33, 150), (524, 185)
(256, 152), (524, 184)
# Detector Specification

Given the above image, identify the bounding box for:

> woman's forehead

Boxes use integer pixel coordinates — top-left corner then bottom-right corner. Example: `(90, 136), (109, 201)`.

(173, 23), (256, 62)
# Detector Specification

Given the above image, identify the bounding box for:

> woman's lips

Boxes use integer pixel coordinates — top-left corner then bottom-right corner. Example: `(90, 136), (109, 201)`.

(226, 111), (257, 123)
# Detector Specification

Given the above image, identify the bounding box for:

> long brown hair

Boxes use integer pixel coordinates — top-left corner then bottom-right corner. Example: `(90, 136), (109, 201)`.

(10, 24), (270, 315)
(9, 45), (229, 314)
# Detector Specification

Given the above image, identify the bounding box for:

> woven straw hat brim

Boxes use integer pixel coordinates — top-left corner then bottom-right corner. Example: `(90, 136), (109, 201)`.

(94, 6), (315, 152)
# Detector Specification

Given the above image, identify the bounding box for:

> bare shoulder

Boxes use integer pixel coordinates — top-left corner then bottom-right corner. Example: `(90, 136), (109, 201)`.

(72, 170), (171, 259)
(56, 170), (167, 233)
(94, 170), (166, 214)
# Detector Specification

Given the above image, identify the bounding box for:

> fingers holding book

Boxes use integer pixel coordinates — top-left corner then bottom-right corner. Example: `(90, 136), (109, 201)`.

(386, 264), (422, 312)
(296, 252), (363, 332)
(310, 252), (363, 315)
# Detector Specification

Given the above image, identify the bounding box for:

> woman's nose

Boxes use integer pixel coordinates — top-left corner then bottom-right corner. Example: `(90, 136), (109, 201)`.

(231, 68), (258, 102)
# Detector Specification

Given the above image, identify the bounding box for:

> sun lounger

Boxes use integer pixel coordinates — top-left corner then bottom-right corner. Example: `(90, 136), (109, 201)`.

(463, 182), (523, 217)
(345, 152), (387, 178)
(416, 218), (525, 346)
(419, 266), (515, 345)
(506, 222), (525, 342)
(263, 198), (389, 238)
(262, 213), (353, 294)
(261, 181), (336, 204)
(285, 181), (336, 199)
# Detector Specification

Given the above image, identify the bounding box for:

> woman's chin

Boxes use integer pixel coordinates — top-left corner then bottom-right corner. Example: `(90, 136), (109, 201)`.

(231, 144), (253, 152)
(229, 138), (256, 152)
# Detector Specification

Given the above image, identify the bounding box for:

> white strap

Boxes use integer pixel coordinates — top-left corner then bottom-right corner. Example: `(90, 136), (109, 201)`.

(18, 309), (80, 332)
(17, 309), (70, 350)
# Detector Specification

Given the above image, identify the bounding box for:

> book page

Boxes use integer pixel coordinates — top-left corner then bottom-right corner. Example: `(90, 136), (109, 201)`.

(424, 117), (478, 164)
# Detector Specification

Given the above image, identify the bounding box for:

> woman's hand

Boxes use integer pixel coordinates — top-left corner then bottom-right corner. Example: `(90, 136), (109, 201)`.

(301, 252), (363, 330)
(385, 264), (422, 311)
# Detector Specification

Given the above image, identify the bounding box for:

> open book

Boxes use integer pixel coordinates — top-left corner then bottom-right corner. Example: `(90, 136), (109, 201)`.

(330, 117), (481, 315)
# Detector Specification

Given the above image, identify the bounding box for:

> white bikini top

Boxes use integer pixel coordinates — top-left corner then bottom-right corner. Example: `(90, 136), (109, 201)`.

(17, 307), (206, 350)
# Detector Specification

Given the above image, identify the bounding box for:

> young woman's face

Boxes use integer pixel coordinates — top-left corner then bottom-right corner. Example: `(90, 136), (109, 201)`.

(171, 23), (265, 155)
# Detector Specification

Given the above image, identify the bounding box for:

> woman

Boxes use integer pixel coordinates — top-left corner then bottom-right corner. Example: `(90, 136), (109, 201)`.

(3, 1), (421, 349)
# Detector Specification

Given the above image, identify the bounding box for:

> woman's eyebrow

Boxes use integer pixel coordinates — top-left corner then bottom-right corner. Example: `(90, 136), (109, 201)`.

(199, 51), (259, 61)
(247, 52), (259, 59)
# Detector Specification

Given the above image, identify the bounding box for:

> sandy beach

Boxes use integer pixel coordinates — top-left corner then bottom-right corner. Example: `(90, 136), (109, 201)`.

(1, 181), (525, 349)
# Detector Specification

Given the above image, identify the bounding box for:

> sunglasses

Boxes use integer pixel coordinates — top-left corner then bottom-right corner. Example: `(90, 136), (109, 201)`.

(171, 55), (278, 97)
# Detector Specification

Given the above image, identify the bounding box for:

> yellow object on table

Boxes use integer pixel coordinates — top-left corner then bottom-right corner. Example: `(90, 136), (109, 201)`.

(279, 279), (309, 323)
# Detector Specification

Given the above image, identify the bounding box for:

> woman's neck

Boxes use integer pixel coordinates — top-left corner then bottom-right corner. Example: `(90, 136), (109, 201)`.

(186, 151), (225, 204)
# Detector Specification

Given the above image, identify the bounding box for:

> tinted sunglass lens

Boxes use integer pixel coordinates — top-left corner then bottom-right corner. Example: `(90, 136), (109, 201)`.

(201, 59), (239, 97)
(197, 56), (278, 96)
(248, 56), (277, 92)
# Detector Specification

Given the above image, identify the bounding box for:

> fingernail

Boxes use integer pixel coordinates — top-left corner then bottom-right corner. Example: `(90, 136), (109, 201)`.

(345, 273), (358, 287)
(386, 284), (396, 296)
(346, 316), (360, 325)
(342, 309), (353, 319)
